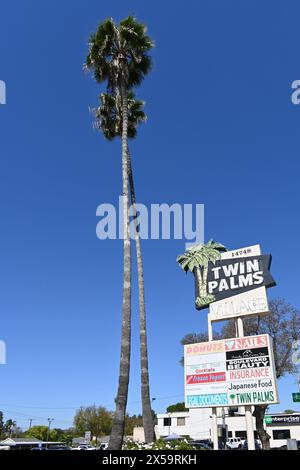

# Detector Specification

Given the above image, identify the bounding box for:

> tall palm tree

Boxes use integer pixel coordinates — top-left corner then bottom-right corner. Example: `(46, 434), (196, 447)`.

(85, 17), (153, 450)
(177, 240), (227, 309)
(93, 91), (155, 443)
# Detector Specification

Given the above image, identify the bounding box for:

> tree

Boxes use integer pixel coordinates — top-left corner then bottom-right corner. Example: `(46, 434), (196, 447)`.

(58, 427), (80, 445)
(12, 426), (23, 438)
(26, 425), (49, 441)
(166, 403), (188, 413)
(124, 414), (143, 436)
(0, 415), (23, 438)
(0, 412), (4, 438)
(4, 419), (16, 437)
(74, 405), (112, 443)
(85, 16), (153, 449)
(93, 91), (155, 442)
(93, 91), (146, 141)
(177, 240), (227, 308)
(49, 428), (68, 443)
(180, 298), (300, 450)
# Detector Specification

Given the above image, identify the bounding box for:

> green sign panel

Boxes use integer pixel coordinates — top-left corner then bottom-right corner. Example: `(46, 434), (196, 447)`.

(264, 416), (272, 424)
(292, 392), (300, 402)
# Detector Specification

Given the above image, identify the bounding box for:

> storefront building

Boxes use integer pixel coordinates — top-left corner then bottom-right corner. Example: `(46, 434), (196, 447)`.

(134, 409), (300, 448)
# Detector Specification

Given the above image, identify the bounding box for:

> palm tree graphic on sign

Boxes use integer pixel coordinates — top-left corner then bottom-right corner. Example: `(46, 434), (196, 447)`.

(177, 240), (227, 308)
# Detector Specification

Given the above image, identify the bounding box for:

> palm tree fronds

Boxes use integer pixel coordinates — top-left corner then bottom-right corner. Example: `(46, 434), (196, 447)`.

(92, 91), (147, 141)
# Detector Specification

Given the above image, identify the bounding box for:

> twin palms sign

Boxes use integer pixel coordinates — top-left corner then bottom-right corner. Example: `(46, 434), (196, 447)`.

(177, 241), (275, 310)
(177, 240), (227, 309)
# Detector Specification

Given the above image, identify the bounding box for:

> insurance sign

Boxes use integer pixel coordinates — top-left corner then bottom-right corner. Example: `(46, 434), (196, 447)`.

(184, 334), (279, 408)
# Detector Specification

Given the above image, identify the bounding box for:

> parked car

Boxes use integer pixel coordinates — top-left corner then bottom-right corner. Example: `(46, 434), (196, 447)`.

(47, 445), (71, 451)
(274, 441), (300, 451)
(190, 440), (213, 450)
(241, 439), (262, 450)
(72, 444), (96, 451)
(226, 437), (244, 449)
(190, 442), (211, 450)
(99, 443), (109, 450)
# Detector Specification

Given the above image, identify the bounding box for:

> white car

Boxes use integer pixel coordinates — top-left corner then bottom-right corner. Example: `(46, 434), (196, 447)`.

(226, 437), (244, 449)
(72, 444), (96, 451)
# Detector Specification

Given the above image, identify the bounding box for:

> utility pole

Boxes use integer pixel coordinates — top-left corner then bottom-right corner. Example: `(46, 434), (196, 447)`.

(28, 419), (34, 430)
(46, 418), (54, 448)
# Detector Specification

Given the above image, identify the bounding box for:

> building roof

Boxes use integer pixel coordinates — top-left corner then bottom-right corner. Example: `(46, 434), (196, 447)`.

(0, 438), (64, 446)
(0, 438), (42, 445)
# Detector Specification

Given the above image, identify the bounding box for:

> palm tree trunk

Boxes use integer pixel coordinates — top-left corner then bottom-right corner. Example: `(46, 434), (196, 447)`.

(202, 265), (208, 297)
(109, 82), (131, 450)
(127, 148), (155, 443)
(196, 266), (204, 297)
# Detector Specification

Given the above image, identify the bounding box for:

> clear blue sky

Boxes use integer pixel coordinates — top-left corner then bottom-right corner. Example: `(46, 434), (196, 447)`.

(0, 0), (300, 431)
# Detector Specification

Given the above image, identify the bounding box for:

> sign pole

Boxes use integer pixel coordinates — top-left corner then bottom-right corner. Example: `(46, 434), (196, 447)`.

(208, 315), (219, 450)
(236, 316), (255, 451)
(208, 314), (213, 343)
(245, 407), (255, 450)
(212, 409), (219, 450)
(236, 317), (244, 337)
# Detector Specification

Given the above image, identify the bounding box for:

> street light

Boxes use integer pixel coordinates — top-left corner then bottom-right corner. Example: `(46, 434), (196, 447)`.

(46, 418), (54, 448)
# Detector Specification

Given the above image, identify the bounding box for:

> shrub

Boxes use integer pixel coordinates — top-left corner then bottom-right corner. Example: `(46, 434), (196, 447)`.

(123, 438), (204, 450)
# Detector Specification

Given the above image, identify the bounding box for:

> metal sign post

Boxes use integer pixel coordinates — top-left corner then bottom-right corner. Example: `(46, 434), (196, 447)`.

(236, 317), (255, 451)
(212, 409), (219, 450)
(208, 315), (219, 450)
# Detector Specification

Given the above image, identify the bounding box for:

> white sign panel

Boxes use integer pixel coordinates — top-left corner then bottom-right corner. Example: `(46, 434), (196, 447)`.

(209, 286), (269, 322)
(220, 244), (261, 260)
(184, 334), (279, 408)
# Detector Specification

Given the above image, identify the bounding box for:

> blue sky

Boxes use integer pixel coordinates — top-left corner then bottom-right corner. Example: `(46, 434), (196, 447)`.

(0, 0), (300, 430)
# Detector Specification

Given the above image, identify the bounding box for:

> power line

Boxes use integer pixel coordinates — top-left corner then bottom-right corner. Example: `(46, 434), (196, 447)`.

(0, 394), (184, 412)
(0, 393), (185, 429)
(0, 408), (73, 424)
